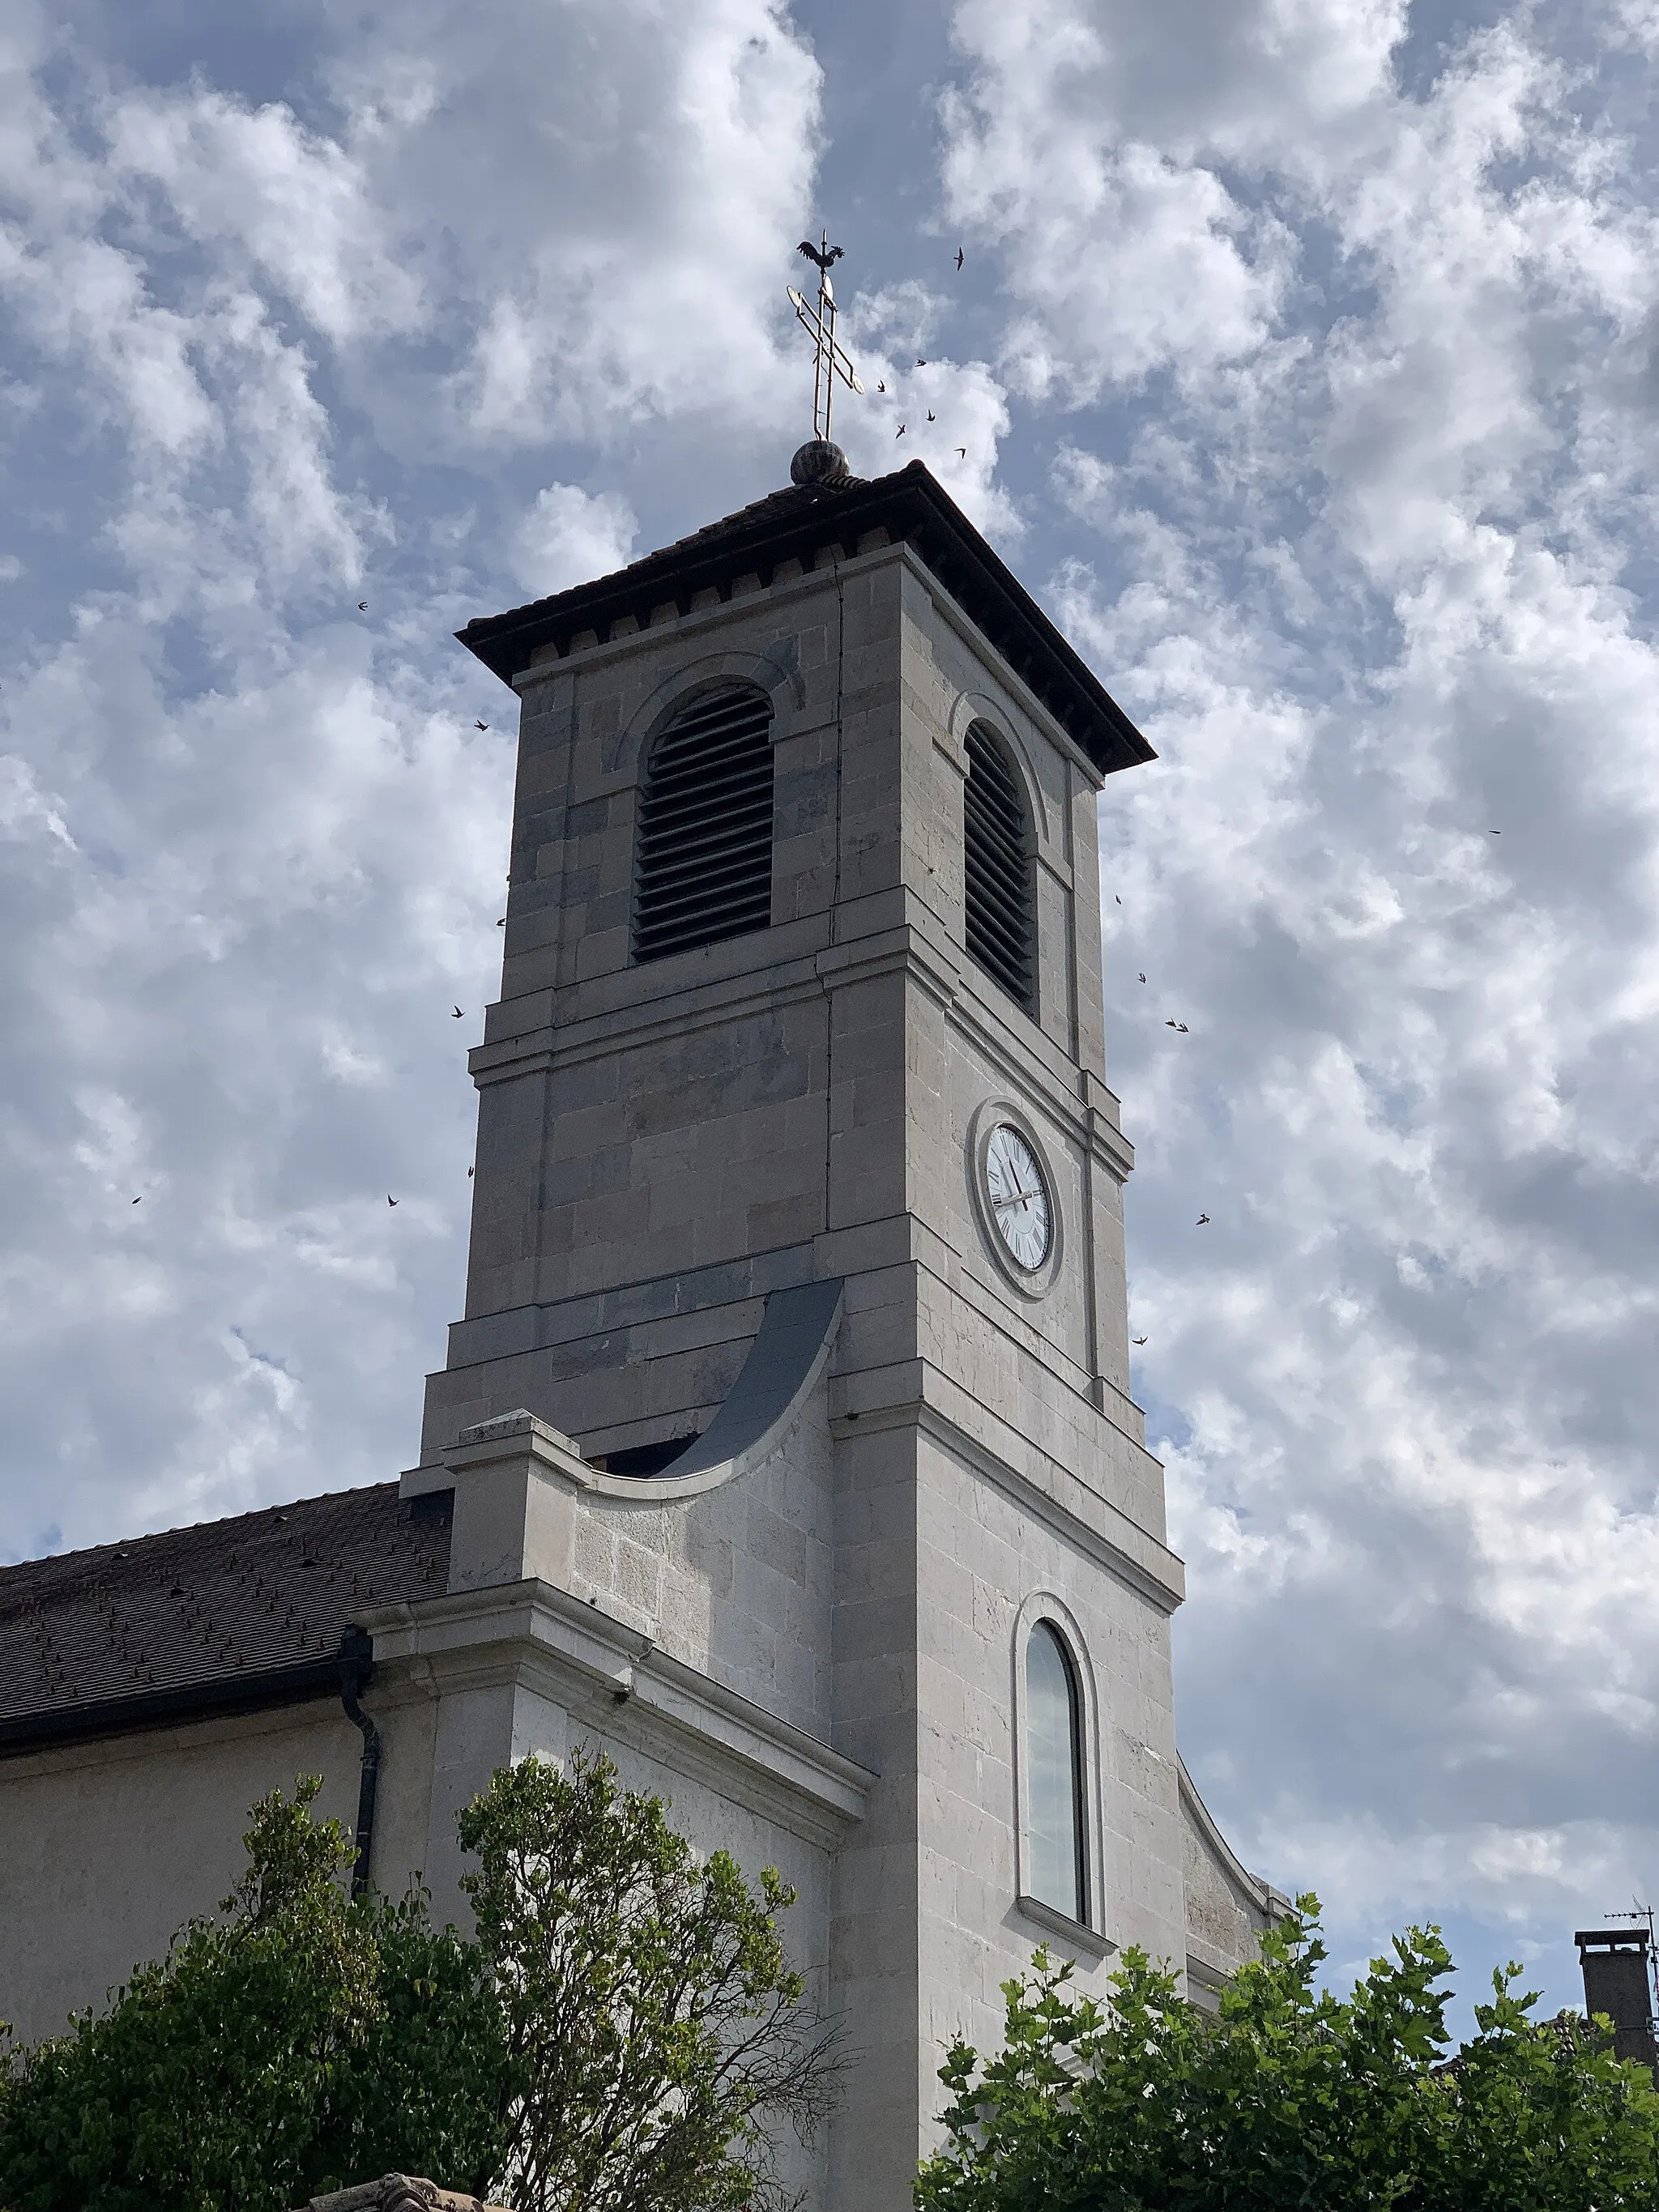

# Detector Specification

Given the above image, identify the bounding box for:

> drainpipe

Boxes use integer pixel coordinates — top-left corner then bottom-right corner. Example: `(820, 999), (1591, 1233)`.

(337, 1625), (381, 1900)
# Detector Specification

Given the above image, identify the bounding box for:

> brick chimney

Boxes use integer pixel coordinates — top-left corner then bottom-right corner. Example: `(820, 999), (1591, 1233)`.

(1576, 1928), (1658, 2069)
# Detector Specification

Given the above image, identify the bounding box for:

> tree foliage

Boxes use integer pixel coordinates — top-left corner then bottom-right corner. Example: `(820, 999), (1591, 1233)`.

(459, 1748), (839, 2212)
(916, 1900), (1659, 2212)
(0, 1776), (505, 2212)
(0, 1751), (834, 2212)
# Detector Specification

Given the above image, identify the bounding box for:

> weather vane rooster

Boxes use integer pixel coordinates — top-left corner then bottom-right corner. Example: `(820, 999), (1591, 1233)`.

(789, 234), (863, 445)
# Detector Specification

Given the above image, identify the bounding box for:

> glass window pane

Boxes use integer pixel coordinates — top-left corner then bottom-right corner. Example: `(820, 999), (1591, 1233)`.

(1026, 1622), (1085, 1921)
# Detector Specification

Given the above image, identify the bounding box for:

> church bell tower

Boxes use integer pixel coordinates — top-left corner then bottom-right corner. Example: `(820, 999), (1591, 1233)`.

(386, 420), (1265, 2212)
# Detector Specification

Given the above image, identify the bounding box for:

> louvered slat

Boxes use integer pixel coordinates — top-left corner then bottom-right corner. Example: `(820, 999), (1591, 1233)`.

(633, 686), (775, 962)
(964, 724), (1036, 1011)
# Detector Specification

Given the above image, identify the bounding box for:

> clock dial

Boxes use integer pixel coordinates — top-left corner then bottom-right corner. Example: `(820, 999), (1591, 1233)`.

(984, 1123), (1051, 1272)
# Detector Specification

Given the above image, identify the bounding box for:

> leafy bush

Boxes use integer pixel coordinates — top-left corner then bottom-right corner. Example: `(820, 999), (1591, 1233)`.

(916, 1900), (1659, 2212)
(0, 1776), (505, 2212)
(458, 1750), (838, 2212)
(0, 1751), (833, 2212)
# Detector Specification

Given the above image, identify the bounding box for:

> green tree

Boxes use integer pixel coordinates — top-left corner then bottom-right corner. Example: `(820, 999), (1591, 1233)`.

(457, 1748), (840, 2212)
(916, 1900), (1659, 2212)
(0, 1778), (505, 2212)
(0, 1751), (836, 2212)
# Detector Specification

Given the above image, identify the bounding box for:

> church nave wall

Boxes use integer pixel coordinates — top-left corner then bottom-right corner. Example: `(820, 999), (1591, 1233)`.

(0, 1690), (429, 2046)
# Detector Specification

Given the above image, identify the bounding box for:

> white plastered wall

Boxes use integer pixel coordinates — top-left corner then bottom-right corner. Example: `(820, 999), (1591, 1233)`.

(0, 1690), (436, 2047)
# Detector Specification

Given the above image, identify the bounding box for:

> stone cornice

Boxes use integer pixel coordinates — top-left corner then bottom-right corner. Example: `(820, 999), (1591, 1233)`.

(356, 1579), (875, 1849)
(466, 919), (1133, 1179)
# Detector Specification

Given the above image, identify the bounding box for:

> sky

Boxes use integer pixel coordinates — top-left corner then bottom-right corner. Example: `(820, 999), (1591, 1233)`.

(4, 0), (1659, 2031)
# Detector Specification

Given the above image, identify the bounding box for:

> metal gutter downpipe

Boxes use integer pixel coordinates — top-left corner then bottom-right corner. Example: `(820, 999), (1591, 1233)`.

(336, 1625), (382, 1899)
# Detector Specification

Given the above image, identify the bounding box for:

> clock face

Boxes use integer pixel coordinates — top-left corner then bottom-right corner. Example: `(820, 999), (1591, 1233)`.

(984, 1123), (1051, 1272)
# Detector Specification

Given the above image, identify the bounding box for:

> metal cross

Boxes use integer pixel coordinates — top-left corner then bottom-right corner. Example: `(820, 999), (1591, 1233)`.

(790, 234), (864, 442)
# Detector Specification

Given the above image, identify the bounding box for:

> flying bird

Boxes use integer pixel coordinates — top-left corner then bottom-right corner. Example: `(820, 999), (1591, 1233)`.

(955, 446), (966, 457)
(467, 1166), (475, 1178)
(1491, 828), (1501, 834)
(387, 1196), (399, 1208)
(453, 1005), (464, 1018)
(1165, 1018), (1178, 1029)
(916, 356), (928, 366)
(1137, 972), (1146, 982)
(927, 410), (936, 422)
(131, 1196), (141, 1204)
(1115, 894), (1122, 904)
(797, 239), (844, 270)
(475, 720), (488, 731)
(956, 246), (965, 271)
(896, 424), (906, 438)
(1196, 1213), (1210, 1225)
(496, 917), (505, 926)
(357, 600), (368, 612)
(1176, 1022), (1189, 1034)
(1132, 1336), (1147, 1346)
(877, 380), (886, 393)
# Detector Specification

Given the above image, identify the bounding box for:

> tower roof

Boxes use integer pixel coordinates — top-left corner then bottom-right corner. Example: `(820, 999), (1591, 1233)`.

(458, 461), (1155, 781)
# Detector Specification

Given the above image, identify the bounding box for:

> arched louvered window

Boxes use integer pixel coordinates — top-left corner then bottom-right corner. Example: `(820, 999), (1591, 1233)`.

(1026, 1620), (1087, 1922)
(964, 723), (1036, 1013)
(632, 685), (775, 964)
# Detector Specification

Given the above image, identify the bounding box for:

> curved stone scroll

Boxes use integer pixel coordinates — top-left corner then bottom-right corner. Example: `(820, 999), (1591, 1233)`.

(433, 1280), (847, 1508)
(581, 1276), (844, 1502)
(651, 1276), (843, 1486)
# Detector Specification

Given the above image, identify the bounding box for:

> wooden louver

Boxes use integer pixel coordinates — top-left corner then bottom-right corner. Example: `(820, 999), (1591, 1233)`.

(963, 723), (1036, 1012)
(632, 685), (775, 963)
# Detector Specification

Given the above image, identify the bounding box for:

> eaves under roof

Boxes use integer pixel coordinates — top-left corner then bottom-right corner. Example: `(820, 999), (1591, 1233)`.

(456, 460), (1156, 782)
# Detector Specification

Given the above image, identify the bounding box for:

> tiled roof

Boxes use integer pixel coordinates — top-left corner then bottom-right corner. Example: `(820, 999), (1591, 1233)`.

(0, 1484), (451, 1747)
(456, 459), (1154, 780)
(589, 480), (834, 588)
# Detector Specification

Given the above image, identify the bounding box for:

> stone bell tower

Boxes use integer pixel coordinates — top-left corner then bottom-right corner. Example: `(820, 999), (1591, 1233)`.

(383, 437), (1277, 2212)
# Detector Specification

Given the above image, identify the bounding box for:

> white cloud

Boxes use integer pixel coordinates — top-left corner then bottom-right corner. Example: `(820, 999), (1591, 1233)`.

(0, 757), (75, 848)
(0, 0), (946, 1600)
(314, 0), (824, 449)
(944, 0), (1659, 1998)
(511, 484), (638, 597)
(0, 0), (837, 1560)
(106, 87), (425, 347)
(941, 0), (1296, 395)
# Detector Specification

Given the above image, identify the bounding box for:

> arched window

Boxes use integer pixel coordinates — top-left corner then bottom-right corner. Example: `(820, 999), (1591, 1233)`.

(632, 684), (775, 963)
(963, 722), (1036, 1015)
(1026, 1619), (1087, 1923)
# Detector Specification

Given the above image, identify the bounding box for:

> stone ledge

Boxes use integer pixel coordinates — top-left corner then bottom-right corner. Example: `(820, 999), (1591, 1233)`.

(355, 1576), (876, 1848)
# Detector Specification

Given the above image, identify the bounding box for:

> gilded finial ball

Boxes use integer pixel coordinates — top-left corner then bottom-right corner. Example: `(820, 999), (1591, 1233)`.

(791, 439), (851, 487)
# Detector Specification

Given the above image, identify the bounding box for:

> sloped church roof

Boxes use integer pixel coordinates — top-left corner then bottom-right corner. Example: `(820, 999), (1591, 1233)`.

(0, 1486), (451, 1752)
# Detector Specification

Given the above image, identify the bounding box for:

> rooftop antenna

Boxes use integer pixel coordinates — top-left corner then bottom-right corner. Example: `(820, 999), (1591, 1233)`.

(1603, 1902), (1659, 2028)
(790, 234), (863, 468)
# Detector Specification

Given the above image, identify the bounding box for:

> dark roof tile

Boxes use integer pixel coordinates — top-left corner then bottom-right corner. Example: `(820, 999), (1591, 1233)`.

(0, 1485), (451, 1744)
